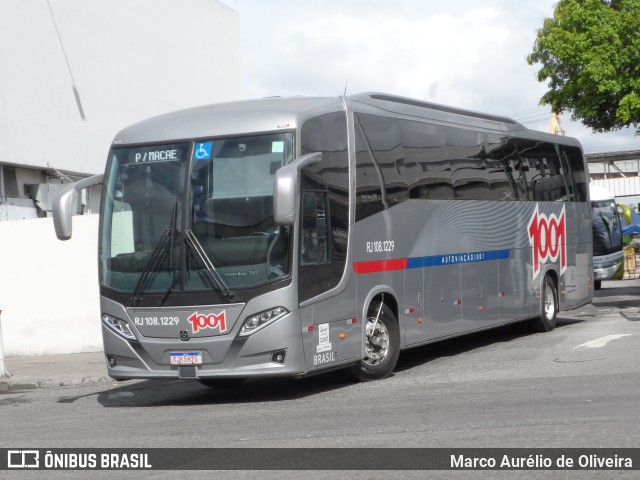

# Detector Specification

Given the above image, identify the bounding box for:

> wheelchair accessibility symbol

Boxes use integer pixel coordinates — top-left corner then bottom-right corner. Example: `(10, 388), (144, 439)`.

(193, 142), (212, 161)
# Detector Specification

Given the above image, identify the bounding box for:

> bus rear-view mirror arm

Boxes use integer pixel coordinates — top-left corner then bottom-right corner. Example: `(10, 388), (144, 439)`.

(273, 152), (322, 225)
(52, 173), (104, 240)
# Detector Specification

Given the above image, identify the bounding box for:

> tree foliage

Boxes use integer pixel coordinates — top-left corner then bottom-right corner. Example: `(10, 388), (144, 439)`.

(528, 0), (640, 133)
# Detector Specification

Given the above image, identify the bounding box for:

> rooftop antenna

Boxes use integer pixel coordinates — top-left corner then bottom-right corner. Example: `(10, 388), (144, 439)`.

(47, 0), (86, 121)
(343, 79), (348, 96)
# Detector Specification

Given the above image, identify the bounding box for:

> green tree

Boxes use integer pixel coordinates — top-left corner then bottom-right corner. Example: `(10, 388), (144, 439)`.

(528, 0), (640, 133)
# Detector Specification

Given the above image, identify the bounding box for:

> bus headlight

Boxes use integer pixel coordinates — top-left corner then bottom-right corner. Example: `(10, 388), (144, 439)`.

(102, 314), (136, 341)
(240, 307), (289, 336)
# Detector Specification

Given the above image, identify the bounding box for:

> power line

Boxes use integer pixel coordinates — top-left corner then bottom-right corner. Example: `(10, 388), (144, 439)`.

(507, 106), (550, 117)
(511, 109), (553, 121)
(517, 113), (551, 121)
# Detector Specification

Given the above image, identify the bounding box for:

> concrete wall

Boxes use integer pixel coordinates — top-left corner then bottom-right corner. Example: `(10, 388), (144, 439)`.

(0, 215), (102, 356)
(593, 177), (640, 198)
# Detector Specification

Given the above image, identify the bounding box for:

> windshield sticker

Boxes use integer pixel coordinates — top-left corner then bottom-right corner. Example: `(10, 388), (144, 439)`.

(193, 142), (213, 161)
(272, 141), (284, 153)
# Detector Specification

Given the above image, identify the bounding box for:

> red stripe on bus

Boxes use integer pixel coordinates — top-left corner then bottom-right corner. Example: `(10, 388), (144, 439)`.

(352, 258), (408, 274)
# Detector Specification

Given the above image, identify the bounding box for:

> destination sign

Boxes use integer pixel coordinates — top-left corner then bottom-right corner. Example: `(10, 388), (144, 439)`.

(123, 144), (188, 165)
(135, 149), (177, 163)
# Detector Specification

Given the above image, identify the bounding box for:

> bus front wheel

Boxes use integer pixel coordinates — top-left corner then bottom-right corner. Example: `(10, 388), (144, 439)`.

(531, 274), (558, 332)
(349, 301), (400, 381)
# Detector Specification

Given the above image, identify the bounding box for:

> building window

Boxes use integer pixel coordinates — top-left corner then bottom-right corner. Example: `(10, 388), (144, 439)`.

(2, 166), (19, 197)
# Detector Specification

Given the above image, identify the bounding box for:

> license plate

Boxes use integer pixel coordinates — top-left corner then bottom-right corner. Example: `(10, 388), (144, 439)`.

(170, 352), (202, 365)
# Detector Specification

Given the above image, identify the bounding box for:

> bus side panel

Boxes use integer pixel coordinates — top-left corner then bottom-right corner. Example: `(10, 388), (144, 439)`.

(349, 199), (592, 352)
(498, 248), (534, 321)
(420, 264), (462, 343)
(350, 205), (433, 348)
(402, 262), (427, 345)
(416, 200), (534, 333)
(460, 259), (500, 329)
(299, 282), (360, 372)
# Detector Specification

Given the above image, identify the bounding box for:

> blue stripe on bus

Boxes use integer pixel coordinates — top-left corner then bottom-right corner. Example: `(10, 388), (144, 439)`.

(406, 249), (510, 269)
(353, 249), (511, 274)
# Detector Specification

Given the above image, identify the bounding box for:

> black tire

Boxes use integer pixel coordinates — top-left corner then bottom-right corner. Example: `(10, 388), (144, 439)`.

(198, 378), (246, 389)
(530, 274), (558, 332)
(349, 301), (400, 381)
(594, 280), (602, 290)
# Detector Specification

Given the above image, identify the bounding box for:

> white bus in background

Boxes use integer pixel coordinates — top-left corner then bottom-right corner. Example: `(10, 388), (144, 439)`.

(590, 184), (624, 290)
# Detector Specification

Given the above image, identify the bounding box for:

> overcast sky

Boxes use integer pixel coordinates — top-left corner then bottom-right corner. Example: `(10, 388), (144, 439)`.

(220, 0), (638, 154)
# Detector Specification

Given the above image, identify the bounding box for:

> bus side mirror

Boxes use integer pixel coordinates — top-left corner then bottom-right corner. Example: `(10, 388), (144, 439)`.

(273, 152), (322, 225)
(52, 174), (103, 240)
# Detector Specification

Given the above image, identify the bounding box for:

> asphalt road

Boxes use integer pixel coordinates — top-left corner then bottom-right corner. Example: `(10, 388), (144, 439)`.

(2, 280), (640, 479)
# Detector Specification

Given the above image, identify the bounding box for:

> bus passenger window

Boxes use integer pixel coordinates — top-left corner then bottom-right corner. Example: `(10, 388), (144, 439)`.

(301, 192), (329, 265)
(355, 113), (407, 220)
(562, 146), (588, 202)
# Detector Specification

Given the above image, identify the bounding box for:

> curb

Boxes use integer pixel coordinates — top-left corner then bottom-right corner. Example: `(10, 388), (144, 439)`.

(0, 375), (113, 392)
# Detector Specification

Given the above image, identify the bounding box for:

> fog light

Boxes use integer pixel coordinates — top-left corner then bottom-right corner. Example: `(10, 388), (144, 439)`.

(271, 349), (286, 364)
(106, 355), (117, 367)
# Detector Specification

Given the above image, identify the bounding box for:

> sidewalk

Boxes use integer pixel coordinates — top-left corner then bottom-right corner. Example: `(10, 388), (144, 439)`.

(0, 351), (112, 392)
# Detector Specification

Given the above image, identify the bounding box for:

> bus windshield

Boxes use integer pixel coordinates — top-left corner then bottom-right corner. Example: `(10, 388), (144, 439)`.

(592, 199), (622, 256)
(99, 133), (293, 297)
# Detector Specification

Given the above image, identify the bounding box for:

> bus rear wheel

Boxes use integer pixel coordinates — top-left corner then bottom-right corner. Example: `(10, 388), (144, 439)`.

(531, 274), (558, 332)
(349, 301), (400, 381)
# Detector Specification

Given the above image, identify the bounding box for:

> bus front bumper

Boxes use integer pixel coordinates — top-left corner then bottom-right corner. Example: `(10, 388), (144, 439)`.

(593, 263), (621, 281)
(101, 310), (308, 380)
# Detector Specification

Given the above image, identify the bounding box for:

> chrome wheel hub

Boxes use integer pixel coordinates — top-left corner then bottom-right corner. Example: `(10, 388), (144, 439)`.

(544, 283), (555, 320)
(363, 317), (390, 365)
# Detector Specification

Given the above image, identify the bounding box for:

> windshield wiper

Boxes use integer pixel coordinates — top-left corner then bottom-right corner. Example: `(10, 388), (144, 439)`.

(158, 274), (179, 307)
(184, 229), (234, 300)
(132, 200), (178, 306)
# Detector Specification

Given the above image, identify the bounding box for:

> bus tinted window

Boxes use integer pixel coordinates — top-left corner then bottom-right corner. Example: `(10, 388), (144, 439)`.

(355, 123), (385, 220)
(300, 111), (349, 301)
(489, 138), (529, 200)
(517, 140), (569, 202)
(445, 127), (489, 200)
(355, 114), (408, 221)
(562, 145), (588, 202)
(400, 120), (453, 200)
(352, 113), (589, 212)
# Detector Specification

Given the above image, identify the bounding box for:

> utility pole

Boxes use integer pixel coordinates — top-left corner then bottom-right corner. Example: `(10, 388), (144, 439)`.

(549, 112), (566, 135)
(0, 310), (11, 378)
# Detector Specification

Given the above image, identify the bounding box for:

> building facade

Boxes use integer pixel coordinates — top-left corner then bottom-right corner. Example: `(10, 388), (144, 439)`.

(0, 0), (242, 220)
(0, 0), (242, 356)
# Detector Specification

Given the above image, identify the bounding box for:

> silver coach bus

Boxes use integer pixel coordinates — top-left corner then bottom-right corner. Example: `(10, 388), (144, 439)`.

(53, 93), (593, 384)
